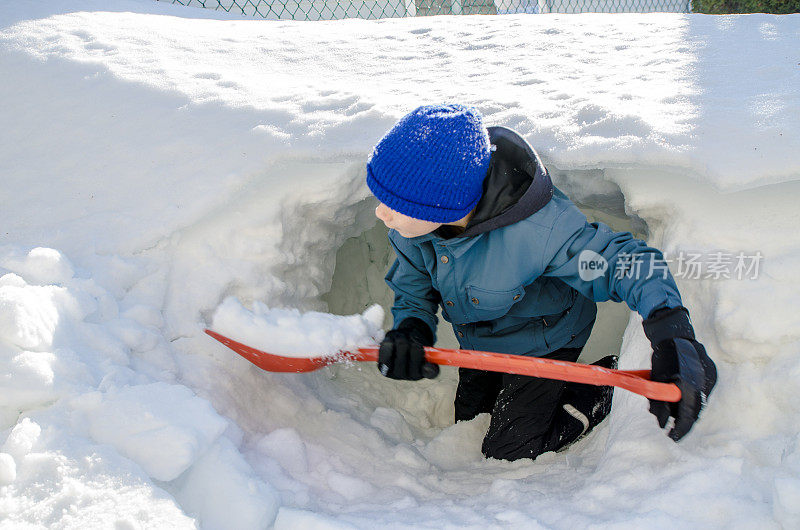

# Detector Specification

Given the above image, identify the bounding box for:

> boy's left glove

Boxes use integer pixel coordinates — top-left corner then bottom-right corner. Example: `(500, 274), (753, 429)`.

(642, 306), (717, 442)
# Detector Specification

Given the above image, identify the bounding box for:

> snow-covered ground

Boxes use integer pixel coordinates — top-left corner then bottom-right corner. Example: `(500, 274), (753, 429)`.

(1, 1), (799, 527)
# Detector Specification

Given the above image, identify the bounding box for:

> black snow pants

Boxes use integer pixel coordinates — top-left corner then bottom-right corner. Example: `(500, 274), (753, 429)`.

(454, 346), (585, 461)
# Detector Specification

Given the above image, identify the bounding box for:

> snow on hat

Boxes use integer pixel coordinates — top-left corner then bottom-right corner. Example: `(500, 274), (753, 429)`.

(366, 104), (492, 224)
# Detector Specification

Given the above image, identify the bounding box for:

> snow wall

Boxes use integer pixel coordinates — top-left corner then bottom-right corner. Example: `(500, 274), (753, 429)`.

(1, 1), (800, 528)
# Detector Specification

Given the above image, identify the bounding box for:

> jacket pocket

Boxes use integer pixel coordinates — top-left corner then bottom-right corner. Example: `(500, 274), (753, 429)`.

(465, 284), (526, 322)
(513, 278), (576, 319)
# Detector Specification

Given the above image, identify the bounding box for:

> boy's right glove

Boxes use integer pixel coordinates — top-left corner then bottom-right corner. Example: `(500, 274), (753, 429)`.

(378, 317), (439, 380)
(643, 306), (717, 441)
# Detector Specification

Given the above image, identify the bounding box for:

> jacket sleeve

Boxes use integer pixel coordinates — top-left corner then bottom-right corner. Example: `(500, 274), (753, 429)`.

(384, 230), (440, 341)
(540, 206), (683, 320)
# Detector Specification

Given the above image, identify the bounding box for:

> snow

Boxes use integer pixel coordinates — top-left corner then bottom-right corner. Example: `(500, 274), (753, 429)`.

(71, 382), (230, 481)
(172, 438), (281, 529)
(0, 454), (15, 487)
(210, 297), (385, 357)
(1, 1), (799, 528)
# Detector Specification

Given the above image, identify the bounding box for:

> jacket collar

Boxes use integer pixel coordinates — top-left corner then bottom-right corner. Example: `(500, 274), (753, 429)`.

(433, 126), (554, 240)
(407, 230), (483, 258)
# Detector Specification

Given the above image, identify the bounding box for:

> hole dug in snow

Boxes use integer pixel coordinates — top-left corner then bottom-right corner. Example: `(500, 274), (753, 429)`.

(315, 169), (646, 442)
(211, 166), (663, 522)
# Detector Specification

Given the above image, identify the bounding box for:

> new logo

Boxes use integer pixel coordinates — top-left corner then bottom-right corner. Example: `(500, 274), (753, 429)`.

(578, 250), (608, 281)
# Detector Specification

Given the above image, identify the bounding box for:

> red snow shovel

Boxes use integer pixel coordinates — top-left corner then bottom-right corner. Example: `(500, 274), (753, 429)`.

(205, 329), (681, 402)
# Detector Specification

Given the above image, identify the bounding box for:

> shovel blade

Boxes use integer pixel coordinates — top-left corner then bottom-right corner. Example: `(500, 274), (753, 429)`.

(205, 329), (334, 372)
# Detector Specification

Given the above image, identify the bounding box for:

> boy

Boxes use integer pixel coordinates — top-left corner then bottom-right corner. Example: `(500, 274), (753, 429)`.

(367, 104), (717, 461)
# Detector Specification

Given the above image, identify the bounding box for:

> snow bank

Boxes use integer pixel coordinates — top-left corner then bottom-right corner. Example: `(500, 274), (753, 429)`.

(0, 245), (281, 527)
(1, 1), (799, 528)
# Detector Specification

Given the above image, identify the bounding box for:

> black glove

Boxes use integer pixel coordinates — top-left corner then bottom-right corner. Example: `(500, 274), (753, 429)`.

(378, 317), (439, 380)
(642, 306), (717, 441)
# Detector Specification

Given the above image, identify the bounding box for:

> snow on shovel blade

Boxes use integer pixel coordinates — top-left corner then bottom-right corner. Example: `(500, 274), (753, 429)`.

(204, 329), (681, 402)
(204, 329), (341, 372)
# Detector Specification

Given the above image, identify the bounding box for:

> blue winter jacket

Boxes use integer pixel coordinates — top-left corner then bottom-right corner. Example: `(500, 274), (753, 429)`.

(384, 126), (683, 357)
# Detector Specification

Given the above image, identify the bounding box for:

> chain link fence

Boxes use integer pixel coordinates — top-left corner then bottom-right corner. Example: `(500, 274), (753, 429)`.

(160, 0), (690, 20)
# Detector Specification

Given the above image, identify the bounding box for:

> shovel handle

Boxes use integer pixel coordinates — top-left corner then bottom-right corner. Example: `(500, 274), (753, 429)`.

(356, 346), (680, 402)
(204, 329), (680, 402)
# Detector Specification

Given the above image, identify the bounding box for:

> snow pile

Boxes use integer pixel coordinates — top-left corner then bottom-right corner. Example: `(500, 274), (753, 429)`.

(0, 246), (279, 527)
(211, 297), (385, 356)
(1, 1), (799, 528)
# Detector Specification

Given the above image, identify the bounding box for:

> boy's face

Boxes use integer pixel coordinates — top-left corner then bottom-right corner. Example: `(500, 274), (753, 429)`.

(375, 203), (442, 238)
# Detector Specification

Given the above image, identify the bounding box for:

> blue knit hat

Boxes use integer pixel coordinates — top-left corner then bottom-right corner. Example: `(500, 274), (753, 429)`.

(366, 104), (492, 223)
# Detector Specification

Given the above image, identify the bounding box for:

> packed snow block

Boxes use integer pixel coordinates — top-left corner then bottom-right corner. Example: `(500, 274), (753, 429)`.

(0, 278), (72, 352)
(256, 428), (309, 475)
(325, 470), (374, 500)
(369, 407), (414, 443)
(0, 247), (75, 287)
(422, 414), (492, 470)
(0, 271), (104, 421)
(0, 268), (100, 354)
(0, 350), (61, 417)
(0, 452), (17, 486)
(174, 439), (280, 530)
(2, 418), (42, 460)
(73, 382), (228, 482)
